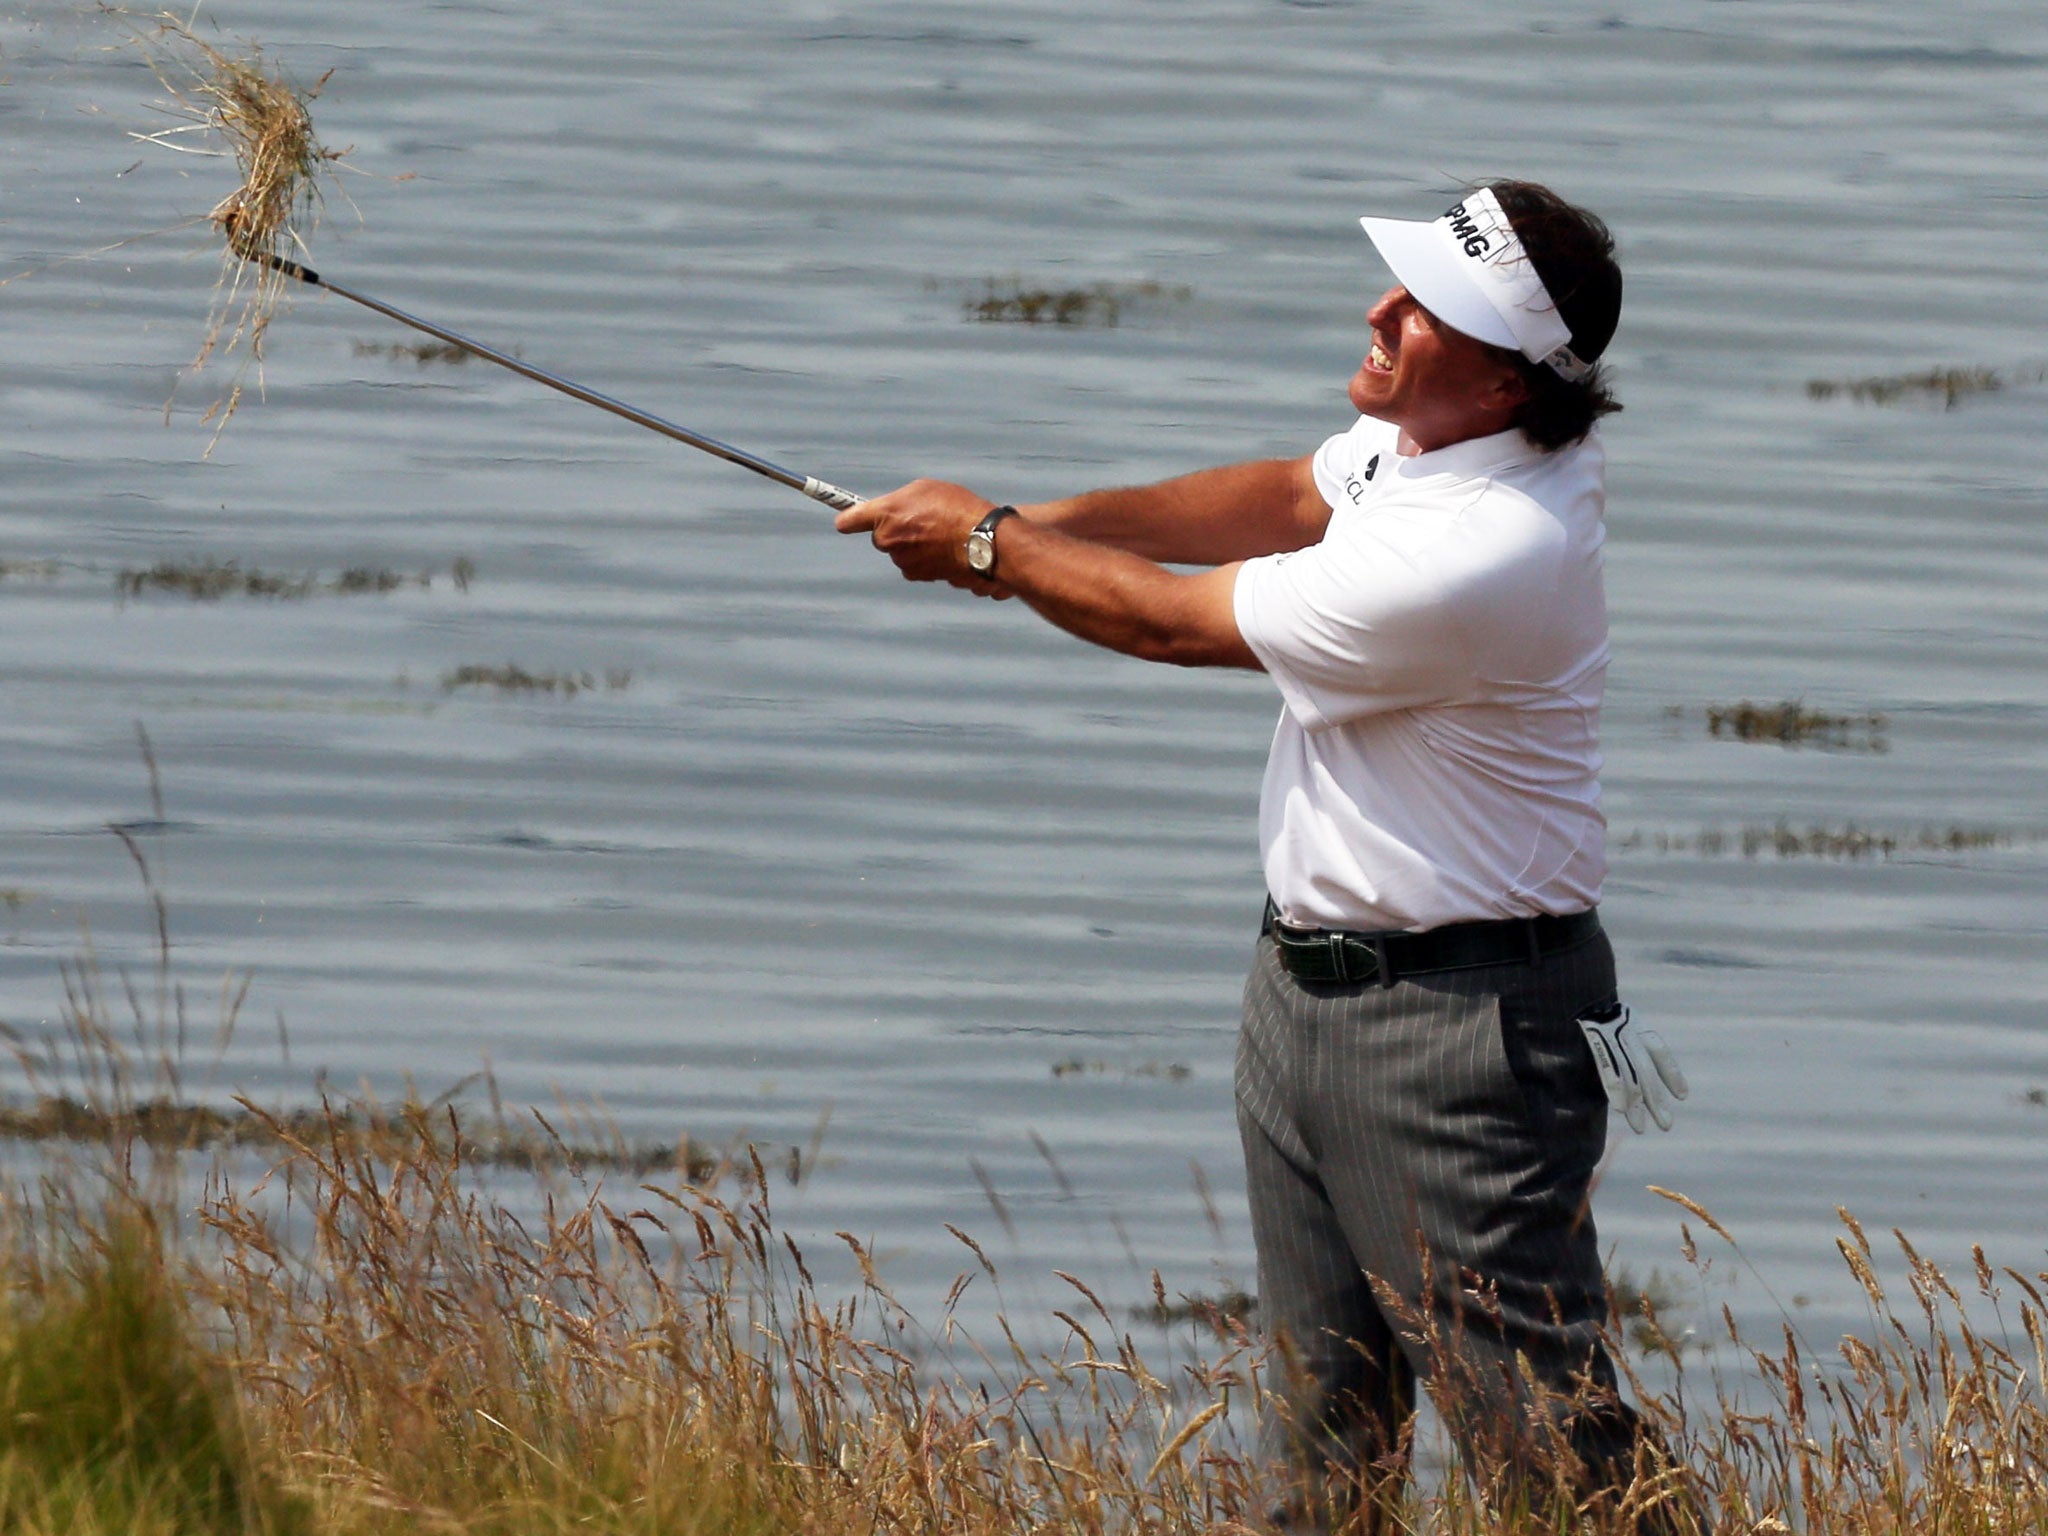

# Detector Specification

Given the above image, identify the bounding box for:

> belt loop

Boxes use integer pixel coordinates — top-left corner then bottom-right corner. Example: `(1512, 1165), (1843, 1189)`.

(1524, 918), (1542, 967)
(1371, 934), (1396, 990)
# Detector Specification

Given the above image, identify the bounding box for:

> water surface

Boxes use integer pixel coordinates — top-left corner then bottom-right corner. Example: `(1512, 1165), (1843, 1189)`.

(3, 0), (2045, 1357)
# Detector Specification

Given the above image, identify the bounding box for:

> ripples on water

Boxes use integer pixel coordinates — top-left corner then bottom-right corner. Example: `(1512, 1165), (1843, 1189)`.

(3, 0), (2045, 1349)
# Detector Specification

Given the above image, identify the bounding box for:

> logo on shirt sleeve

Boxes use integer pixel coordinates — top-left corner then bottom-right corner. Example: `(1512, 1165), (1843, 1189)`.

(1341, 453), (1381, 505)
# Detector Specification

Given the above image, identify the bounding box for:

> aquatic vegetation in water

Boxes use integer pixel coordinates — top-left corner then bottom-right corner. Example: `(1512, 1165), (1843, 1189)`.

(961, 277), (1192, 327)
(119, 9), (349, 435)
(353, 338), (482, 366)
(1700, 699), (1888, 753)
(1605, 1266), (1696, 1362)
(441, 663), (632, 696)
(1804, 364), (2047, 410)
(120, 560), (315, 600)
(115, 559), (474, 601)
(0, 1092), (714, 1182)
(1613, 823), (2013, 861)
(1050, 1056), (1193, 1080)
(1131, 1283), (1258, 1335)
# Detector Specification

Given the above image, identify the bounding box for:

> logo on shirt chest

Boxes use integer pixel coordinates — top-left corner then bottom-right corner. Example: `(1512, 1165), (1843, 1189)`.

(1341, 453), (1381, 505)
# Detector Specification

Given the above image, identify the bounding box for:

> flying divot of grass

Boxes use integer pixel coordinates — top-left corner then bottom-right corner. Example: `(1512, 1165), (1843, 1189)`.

(120, 8), (347, 438)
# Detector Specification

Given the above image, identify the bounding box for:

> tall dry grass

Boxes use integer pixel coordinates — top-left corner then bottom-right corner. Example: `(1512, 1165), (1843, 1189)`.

(3, 827), (2046, 1532)
(2, 1076), (1269, 1533)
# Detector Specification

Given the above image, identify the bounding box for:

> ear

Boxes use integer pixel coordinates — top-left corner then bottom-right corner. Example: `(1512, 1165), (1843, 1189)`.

(1479, 359), (1530, 412)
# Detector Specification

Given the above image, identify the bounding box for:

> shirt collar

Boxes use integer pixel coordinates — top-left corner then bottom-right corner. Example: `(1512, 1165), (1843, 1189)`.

(1390, 426), (1544, 482)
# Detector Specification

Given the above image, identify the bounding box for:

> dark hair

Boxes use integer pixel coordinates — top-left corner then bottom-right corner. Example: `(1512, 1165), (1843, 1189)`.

(1480, 179), (1623, 451)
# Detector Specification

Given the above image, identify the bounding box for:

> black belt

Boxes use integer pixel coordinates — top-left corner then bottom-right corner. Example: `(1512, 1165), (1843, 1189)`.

(1261, 898), (1601, 987)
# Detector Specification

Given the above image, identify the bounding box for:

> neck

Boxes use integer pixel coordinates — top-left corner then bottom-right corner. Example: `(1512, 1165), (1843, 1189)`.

(1397, 419), (1514, 457)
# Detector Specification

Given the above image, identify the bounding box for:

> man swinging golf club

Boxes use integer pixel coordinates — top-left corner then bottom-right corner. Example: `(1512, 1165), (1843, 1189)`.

(838, 179), (1690, 1530)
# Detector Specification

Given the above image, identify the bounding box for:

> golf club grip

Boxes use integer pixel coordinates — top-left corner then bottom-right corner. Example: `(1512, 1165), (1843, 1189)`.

(243, 250), (865, 508)
(799, 477), (866, 510)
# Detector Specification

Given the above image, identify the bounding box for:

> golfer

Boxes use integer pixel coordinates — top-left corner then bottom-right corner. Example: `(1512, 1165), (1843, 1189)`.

(838, 180), (1688, 1529)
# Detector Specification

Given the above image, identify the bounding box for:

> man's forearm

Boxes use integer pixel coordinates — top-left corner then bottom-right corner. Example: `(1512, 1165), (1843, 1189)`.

(1022, 456), (1328, 566)
(834, 473), (1265, 670)
(992, 518), (1258, 671)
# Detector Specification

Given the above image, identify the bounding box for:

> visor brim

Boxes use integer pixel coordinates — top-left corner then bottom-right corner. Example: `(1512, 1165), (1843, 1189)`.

(1358, 215), (1521, 353)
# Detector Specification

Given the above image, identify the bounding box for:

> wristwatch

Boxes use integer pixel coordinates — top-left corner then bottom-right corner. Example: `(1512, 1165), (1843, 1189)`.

(964, 505), (1019, 578)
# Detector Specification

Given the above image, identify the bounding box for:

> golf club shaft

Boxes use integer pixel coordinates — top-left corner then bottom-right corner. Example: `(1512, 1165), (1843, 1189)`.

(242, 249), (866, 510)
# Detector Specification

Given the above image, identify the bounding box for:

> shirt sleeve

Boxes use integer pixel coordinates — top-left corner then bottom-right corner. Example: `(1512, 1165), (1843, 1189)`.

(1310, 416), (1390, 511)
(1233, 500), (1476, 731)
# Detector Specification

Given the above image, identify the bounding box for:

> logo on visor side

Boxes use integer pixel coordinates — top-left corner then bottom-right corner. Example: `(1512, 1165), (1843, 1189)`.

(1444, 202), (1494, 259)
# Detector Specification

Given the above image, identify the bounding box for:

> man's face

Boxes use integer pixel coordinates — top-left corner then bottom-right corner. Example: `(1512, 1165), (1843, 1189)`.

(1346, 286), (1526, 453)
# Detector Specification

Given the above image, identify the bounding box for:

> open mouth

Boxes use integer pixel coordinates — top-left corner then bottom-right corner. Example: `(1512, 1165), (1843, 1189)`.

(1367, 339), (1394, 372)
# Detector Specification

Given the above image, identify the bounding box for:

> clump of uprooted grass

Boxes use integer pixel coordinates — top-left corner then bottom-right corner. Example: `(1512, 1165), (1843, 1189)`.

(121, 8), (347, 434)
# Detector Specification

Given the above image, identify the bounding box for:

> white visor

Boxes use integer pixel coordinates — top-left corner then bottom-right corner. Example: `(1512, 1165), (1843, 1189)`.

(1359, 188), (1591, 382)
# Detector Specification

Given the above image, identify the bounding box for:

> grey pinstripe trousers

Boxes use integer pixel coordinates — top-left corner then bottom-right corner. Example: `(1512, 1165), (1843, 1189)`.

(1236, 922), (1636, 1505)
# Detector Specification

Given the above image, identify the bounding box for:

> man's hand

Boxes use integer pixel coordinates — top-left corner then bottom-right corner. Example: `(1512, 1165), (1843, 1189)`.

(1576, 1003), (1688, 1133)
(834, 479), (1005, 593)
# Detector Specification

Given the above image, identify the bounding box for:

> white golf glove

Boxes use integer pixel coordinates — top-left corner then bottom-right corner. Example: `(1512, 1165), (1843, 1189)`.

(1576, 1003), (1688, 1133)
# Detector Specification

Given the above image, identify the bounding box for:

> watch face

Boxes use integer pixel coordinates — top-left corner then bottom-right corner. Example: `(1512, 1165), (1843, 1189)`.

(966, 533), (995, 573)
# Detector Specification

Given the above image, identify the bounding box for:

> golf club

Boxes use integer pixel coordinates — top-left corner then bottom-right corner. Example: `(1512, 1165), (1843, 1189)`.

(235, 246), (867, 510)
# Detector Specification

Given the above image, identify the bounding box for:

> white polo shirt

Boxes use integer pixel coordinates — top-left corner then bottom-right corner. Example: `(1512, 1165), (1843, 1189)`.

(1232, 414), (1609, 933)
